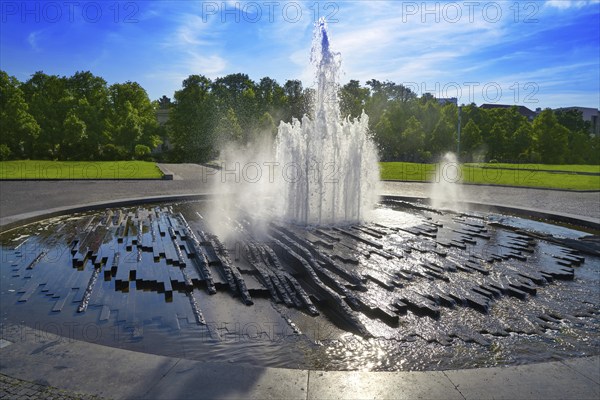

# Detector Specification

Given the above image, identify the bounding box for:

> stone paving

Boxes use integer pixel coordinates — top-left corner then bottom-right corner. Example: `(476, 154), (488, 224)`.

(0, 373), (105, 400)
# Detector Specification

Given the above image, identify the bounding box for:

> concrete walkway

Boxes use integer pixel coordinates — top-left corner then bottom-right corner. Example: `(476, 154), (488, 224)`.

(1, 163), (599, 399)
(1, 164), (598, 228)
(1, 323), (598, 400)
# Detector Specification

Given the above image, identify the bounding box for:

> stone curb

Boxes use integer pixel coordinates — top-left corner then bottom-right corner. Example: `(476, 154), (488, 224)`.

(156, 164), (174, 180)
(381, 195), (600, 231)
(3, 192), (598, 233)
(0, 194), (213, 232)
(381, 179), (600, 193)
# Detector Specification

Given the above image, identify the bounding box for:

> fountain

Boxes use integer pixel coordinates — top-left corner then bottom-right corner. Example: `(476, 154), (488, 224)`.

(0, 20), (598, 372)
(275, 18), (380, 225)
(431, 152), (464, 211)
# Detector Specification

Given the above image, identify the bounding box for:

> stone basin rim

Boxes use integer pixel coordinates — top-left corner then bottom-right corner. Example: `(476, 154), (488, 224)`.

(1, 193), (598, 234)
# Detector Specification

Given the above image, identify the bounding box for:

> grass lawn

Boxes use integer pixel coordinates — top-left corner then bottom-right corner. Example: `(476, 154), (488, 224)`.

(0, 161), (163, 179)
(466, 163), (600, 174)
(380, 162), (600, 191)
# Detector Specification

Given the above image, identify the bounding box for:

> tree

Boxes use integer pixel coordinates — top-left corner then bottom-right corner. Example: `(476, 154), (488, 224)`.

(21, 71), (70, 158)
(169, 75), (217, 162)
(430, 119), (456, 156)
(215, 107), (243, 145)
(256, 77), (286, 121)
(108, 81), (159, 156)
(555, 109), (592, 164)
(0, 71), (40, 158)
(249, 111), (277, 142)
(428, 105), (457, 156)
(374, 111), (398, 161)
(532, 109), (568, 164)
(460, 119), (482, 160)
(212, 73), (257, 127)
(340, 80), (369, 120)
(511, 123), (534, 162)
(486, 122), (507, 161)
(400, 116), (426, 162)
(60, 111), (87, 160)
(66, 71), (109, 158)
(365, 79), (405, 131)
(283, 79), (309, 121)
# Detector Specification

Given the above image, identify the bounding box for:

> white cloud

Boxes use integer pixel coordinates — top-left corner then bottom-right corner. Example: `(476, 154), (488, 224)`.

(545, 0), (599, 10)
(27, 31), (41, 51)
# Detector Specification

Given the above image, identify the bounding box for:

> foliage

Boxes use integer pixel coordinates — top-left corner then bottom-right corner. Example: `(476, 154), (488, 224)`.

(1, 70), (160, 161)
(168, 74), (217, 163)
(134, 144), (151, 160)
(1, 69), (598, 165)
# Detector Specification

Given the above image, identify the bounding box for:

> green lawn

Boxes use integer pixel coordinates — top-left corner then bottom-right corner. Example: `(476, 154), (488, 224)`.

(0, 161), (163, 179)
(466, 163), (600, 173)
(380, 162), (600, 191)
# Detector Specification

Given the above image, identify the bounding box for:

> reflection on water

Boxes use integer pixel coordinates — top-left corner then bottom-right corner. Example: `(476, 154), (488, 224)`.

(0, 200), (598, 371)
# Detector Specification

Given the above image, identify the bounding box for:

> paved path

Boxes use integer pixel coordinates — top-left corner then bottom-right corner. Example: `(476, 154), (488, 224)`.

(1, 323), (598, 400)
(0, 373), (104, 400)
(382, 181), (600, 222)
(1, 164), (598, 228)
(1, 163), (599, 399)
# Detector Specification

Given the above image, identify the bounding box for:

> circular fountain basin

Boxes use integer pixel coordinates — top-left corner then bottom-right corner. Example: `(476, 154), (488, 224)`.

(1, 199), (598, 371)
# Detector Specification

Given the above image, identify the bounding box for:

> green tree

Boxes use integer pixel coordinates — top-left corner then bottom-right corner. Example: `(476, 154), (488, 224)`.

(555, 109), (592, 164)
(374, 111), (398, 161)
(0, 71), (40, 158)
(486, 122), (508, 161)
(283, 79), (309, 122)
(429, 105), (457, 156)
(400, 116), (426, 162)
(249, 111), (277, 142)
(66, 71), (109, 158)
(108, 81), (158, 156)
(212, 73), (257, 132)
(460, 119), (482, 160)
(511, 123), (534, 162)
(340, 80), (370, 120)
(215, 107), (243, 145)
(60, 111), (87, 160)
(532, 109), (569, 164)
(430, 119), (456, 156)
(21, 71), (70, 158)
(256, 77), (287, 123)
(169, 75), (217, 162)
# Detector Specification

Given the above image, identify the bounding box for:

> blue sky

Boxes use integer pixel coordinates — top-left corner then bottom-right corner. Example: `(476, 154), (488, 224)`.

(1, 0), (599, 109)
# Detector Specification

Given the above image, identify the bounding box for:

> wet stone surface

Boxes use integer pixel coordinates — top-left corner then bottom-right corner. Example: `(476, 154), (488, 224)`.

(1, 200), (599, 371)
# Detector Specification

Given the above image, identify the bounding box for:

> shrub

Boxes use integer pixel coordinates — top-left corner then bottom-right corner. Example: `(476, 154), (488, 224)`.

(0, 144), (11, 161)
(100, 144), (128, 161)
(134, 144), (152, 160)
